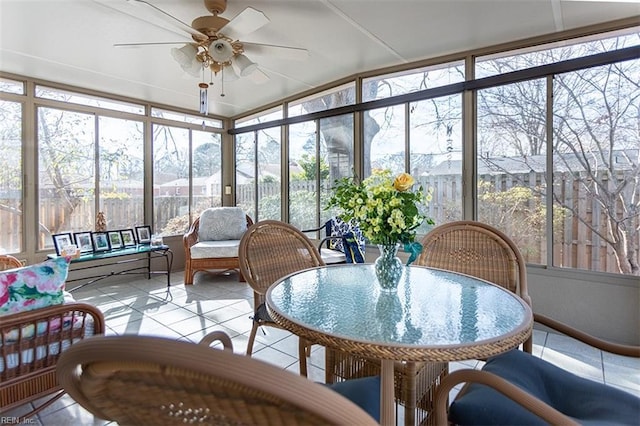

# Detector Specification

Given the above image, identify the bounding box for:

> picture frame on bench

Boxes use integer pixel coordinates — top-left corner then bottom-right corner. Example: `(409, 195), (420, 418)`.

(92, 231), (111, 252)
(120, 229), (136, 247)
(74, 231), (94, 253)
(108, 231), (123, 249)
(135, 225), (152, 244)
(52, 233), (73, 256)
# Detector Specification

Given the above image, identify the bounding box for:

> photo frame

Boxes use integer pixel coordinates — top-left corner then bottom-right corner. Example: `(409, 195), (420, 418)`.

(74, 231), (94, 253)
(91, 231), (111, 252)
(52, 233), (73, 256)
(120, 229), (136, 247)
(108, 230), (123, 249)
(135, 225), (152, 244)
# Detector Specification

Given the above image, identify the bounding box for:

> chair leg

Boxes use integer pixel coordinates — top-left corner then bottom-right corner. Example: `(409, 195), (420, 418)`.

(184, 262), (193, 285)
(246, 322), (259, 357)
(298, 338), (308, 377)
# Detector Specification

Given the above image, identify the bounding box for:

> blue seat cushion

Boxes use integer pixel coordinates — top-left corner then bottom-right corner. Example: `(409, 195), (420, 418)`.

(449, 349), (640, 425)
(327, 375), (381, 422)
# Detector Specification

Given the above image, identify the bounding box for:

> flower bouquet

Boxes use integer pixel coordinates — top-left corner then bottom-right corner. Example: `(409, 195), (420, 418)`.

(326, 169), (434, 291)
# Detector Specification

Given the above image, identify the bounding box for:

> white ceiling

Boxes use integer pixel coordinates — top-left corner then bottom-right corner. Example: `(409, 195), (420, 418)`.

(1, 0), (639, 118)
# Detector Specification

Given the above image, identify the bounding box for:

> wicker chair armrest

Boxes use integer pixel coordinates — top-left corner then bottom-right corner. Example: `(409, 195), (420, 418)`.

(183, 217), (200, 252)
(198, 330), (234, 351)
(433, 369), (578, 426)
(0, 302), (105, 333)
(534, 313), (640, 357)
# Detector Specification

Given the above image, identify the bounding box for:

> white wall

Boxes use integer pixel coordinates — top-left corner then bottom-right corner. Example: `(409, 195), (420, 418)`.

(527, 266), (639, 345)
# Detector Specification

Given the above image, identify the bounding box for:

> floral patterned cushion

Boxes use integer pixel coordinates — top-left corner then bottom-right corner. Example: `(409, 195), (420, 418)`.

(326, 217), (366, 253)
(0, 257), (70, 316)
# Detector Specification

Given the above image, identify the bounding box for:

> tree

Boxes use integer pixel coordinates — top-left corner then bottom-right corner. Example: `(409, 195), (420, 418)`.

(291, 154), (329, 181)
(477, 37), (639, 275)
(193, 141), (221, 177)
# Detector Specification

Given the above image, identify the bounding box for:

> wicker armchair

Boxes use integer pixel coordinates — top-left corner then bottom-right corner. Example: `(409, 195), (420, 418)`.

(0, 254), (22, 270)
(434, 321), (640, 425)
(0, 302), (105, 419)
(183, 208), (253, 284)
(416, 220), (533, 352)
(56, 333), (380, 425)
(239, 220), (325, 377)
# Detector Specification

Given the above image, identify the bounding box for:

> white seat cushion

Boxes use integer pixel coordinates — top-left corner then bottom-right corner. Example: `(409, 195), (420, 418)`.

(190, 240), (240, 259)
(320, 248), (346, 264)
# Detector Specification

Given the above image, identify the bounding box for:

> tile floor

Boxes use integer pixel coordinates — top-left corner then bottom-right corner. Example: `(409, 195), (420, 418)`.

(4, 270), (639, 425)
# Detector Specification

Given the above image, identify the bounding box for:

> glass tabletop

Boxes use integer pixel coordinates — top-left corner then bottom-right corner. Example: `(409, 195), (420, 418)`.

(267, 264), (531, 349)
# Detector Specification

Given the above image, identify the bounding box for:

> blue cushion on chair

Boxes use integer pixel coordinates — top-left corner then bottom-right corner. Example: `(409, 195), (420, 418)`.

(327, 376), (381, 422)
(449, 349), (640, 425)
(341, 231), (365, 263)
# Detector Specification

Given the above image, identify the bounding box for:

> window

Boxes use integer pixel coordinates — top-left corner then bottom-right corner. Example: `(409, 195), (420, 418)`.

(410, 94), (463, 228)
(36, 85), (145, 114)
(151, 107), (223, 128)
(192, 130), (222, 215)
(288, 83), (355, 117)
(98, 116), (145, 229)
(363, 61), (464, 101)
(235, 132), (256, 219)
(475, 29), (640, 274)
(0, 100), (22, 253)
(37, 107), (95, 250)
(235, 106), (283, 128)
(552, 59), (639, 274)
(0, 77), (24, 95)
(476, 79), (548, 265)
(289, 121), (317, 229)
(153, 125), (189, 235)
(366, 105), (406, 176)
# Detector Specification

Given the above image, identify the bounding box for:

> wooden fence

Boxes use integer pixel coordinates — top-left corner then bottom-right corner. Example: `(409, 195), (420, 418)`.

(1, 171), (637, 274)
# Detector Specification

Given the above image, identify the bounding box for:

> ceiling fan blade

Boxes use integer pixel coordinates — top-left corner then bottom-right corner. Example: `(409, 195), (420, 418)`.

(114, 41), (190, 48)
(128, 0), (208, 40)
(243, 42), (309, 61)
(247, 68), (270, 84)
(221, 7), (269, 40)
(94, 0), (207, 42)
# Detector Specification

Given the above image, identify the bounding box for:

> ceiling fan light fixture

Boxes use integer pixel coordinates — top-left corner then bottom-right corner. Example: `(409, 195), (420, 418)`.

(171, 44), (197, 67)
(235, 53), (258, 76)
(208, 39), (235, 63)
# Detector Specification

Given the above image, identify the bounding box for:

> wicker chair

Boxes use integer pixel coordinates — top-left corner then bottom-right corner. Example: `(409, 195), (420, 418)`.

(0, 302), (105, 419)
(0, 254), (22, 270)
(416, 220), (533, 352)
(239, 220), (325, 377)
(433, 321), (640, 425)
(183, 209), (253, 284)
(56, 333), (380, 425)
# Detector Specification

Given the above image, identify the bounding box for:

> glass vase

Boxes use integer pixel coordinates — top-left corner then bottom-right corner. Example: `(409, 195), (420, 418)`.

(374, 243), (404, 292)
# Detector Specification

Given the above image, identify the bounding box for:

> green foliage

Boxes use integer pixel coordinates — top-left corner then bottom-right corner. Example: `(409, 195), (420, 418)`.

(291, 154), (329, 181)
(326, 170), (434, 244)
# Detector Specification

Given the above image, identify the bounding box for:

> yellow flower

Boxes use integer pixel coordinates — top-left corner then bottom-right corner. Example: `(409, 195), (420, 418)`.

(393, 173), (415, 192)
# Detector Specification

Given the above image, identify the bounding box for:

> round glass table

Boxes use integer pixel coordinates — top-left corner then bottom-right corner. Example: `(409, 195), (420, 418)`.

(266, 264), (533, 426)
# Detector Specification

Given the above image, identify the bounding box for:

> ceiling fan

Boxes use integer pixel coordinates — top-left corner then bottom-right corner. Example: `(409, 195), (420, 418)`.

(109, 0), (308, 111)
